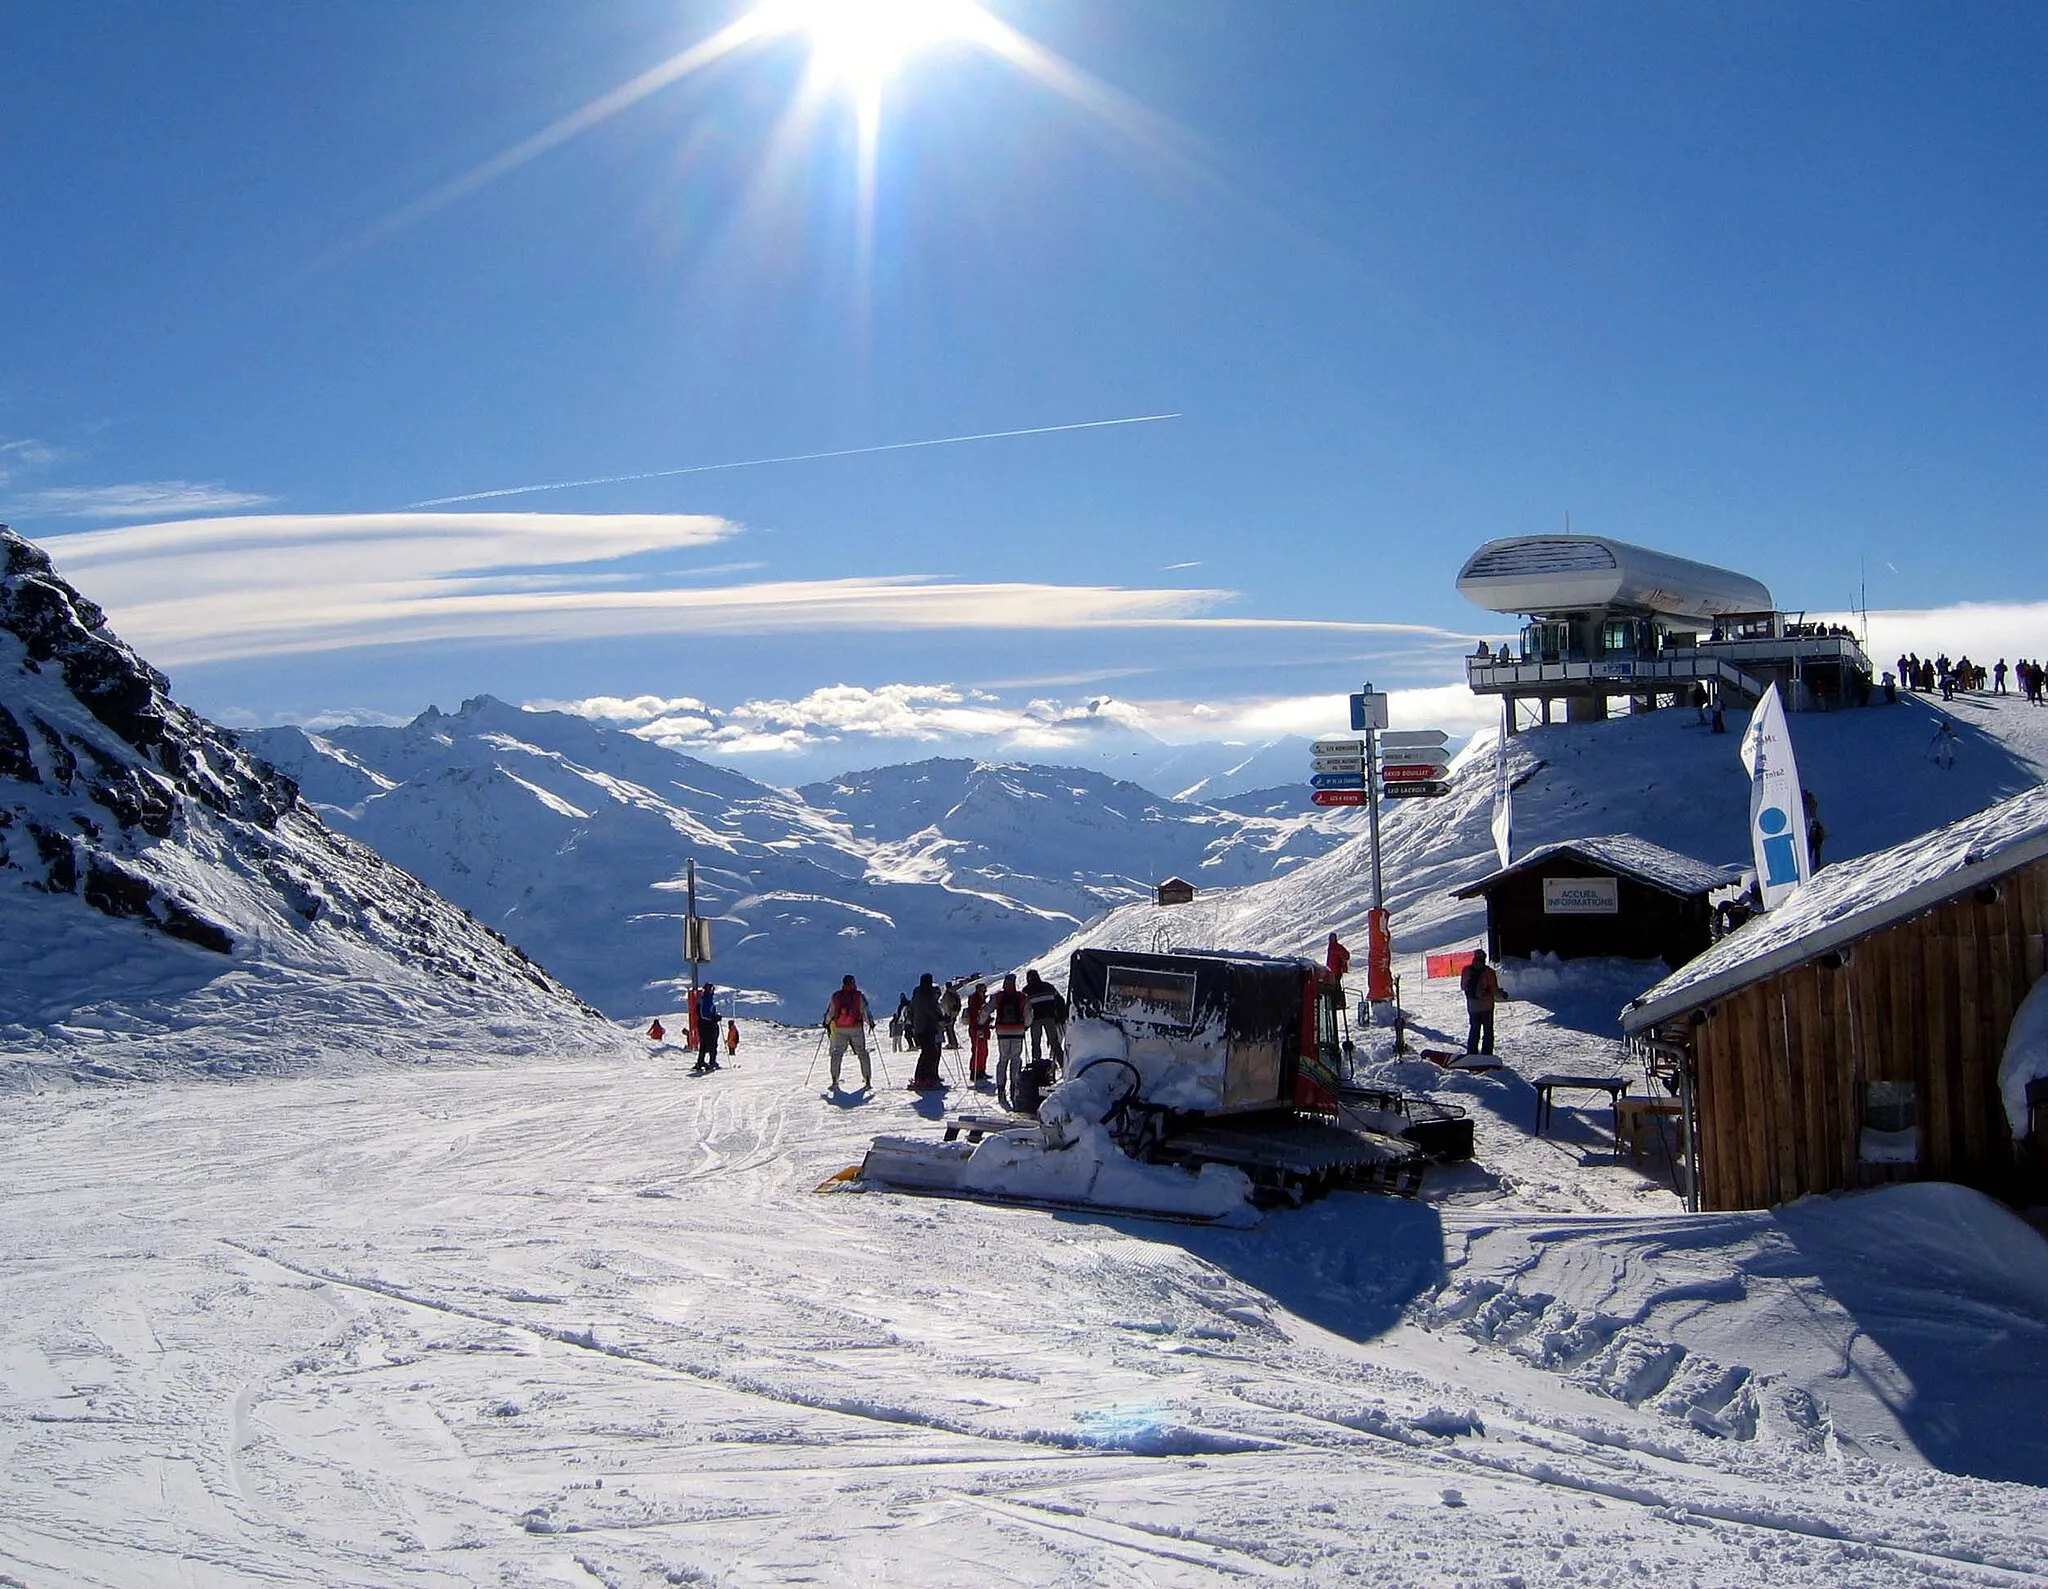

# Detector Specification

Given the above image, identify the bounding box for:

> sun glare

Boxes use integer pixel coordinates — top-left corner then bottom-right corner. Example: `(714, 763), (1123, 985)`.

(763, 0), (986, 96)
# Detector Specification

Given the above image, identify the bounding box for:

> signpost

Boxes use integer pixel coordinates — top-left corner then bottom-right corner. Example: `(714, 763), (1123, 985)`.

(1310, 788), (1369, 807)
(1382, 781), (1452, 800)
(1311, 772), (1368, 789)
(1381, 762), (1447, 783)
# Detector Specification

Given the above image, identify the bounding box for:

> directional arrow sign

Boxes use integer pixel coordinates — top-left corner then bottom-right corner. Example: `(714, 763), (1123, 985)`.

(1311, 755), (1368, 773)
(1381, 746), (1449, 767)
(1380, 729), (1450, 749)
(1311, 788), (1370, 807)
(1310, 738), (1365, 757)
(1381, 761), (1448, 782)
(1381, 781), (1452, 799)
(1310, 772), (1368, 789)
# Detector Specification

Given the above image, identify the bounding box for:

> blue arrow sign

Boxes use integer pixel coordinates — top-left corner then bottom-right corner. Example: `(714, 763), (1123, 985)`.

(1311, 772), (1369, 789)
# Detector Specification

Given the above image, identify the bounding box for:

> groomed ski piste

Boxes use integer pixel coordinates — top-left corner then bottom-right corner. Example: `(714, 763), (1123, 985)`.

(7, 1001), (2048, 1587)
(6, 525), (2048, 1586)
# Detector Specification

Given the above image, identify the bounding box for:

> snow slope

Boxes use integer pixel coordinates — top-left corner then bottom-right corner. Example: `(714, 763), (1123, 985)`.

(4, 1022), (2043, 1587)
(246, 706), (1349, 1020)
(0, 531), (592, 1088)
(1040, 693), (2048, 976)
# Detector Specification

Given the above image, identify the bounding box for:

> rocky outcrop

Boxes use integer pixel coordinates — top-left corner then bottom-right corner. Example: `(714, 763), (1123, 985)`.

(0, 525), (593, 1015)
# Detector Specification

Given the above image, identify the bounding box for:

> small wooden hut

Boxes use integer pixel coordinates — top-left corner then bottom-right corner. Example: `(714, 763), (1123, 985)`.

(1623, 785), (2048, 1211)
(1453, 834), (1729, 969)
(1155, 877), (1196, 907)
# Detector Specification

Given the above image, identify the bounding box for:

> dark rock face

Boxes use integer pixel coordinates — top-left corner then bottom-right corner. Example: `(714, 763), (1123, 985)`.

(0, 525), (590, 1009)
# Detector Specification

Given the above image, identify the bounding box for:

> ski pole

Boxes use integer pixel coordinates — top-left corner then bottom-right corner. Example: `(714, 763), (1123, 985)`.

(804, 1025), (827, 1088)
(873, 1033), (892, 1088)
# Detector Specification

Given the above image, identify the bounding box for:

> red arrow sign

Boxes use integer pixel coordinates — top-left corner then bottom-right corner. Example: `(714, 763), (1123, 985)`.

(1310, 788), (1369, 806)
(1381, 761), (1447, 782)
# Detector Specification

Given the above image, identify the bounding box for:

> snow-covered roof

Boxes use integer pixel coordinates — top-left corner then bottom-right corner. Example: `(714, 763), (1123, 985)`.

(1623, 782), (2048, 1033)
(1453, 833), (1734, 902)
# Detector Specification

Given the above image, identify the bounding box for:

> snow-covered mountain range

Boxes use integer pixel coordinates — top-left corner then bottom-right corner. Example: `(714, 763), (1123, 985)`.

(0, 530), (592, 1087)
(243, 702), (1355, 1019)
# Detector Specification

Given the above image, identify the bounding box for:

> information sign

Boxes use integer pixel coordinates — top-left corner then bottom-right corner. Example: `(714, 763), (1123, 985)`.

(1310, 772), (1368, 789)
(1311, 755), (1367, 773)
(1379, 729), (1450, 749)
(1310, 738), (1365, 757)
(1381, 781), (1452, 800)
(1311, 789), (1370, 807)
(1381, 762), (1448, 783)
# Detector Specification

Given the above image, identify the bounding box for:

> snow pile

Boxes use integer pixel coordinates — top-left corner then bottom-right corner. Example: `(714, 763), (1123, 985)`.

(1062, 1013), (1230, 1111)
(955, 1058), (1255, 1219)
(2001, 975), (2048, 1137)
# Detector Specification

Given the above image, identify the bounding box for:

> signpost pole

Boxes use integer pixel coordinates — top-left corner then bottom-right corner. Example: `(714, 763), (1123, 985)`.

(1362, 682), (1384, 914)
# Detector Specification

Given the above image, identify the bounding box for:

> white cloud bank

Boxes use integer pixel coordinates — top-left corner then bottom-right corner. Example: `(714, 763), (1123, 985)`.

(537, 679), (1503, 759)
(26, 511), (1480, 666)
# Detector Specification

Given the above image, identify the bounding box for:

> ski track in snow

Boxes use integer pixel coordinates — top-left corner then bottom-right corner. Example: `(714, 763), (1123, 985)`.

(4, 1024), (2045, 1588)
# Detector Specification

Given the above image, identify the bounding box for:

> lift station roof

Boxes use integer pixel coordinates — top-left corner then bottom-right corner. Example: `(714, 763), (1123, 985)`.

(1456, 535), (1772, 623)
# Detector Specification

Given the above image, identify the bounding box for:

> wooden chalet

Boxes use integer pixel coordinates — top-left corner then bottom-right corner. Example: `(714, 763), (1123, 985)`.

(1452, 834), (1730, 970)
(1622, 785), (2048, 1212)
(1155, 877), (1196, 907)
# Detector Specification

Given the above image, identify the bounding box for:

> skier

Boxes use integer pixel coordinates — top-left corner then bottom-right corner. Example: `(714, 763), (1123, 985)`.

(822, 975), (876, 1093)
(1325, 931), (1351, 988)
(907, 973), (946, 1091)
(1931, 718), (1959, 771)
(692, 983), (721, 1073)
(724, 1019), (740, 1062)
(991, 973), (1029, 1108)
(965, 981), (991, 1085)
(892, 993), (911, 1052)
(1023, 968), (1066, 1068)
(940, 980), (963, 1050)
(1460, 949), (1499, 1057)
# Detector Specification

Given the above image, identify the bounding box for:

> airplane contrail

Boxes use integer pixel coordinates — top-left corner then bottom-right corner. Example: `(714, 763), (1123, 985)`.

(404, 413), (1182, 508)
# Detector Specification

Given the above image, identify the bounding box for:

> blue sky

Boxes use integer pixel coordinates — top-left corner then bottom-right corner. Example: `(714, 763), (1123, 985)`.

(3, 1), (2045, 768)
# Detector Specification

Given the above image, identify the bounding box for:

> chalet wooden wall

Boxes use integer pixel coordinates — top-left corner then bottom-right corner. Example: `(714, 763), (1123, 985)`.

(1688, 852), (2048, 1210)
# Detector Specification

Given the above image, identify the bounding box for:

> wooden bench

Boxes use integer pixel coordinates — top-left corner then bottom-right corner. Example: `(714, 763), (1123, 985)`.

(1615, 1096), (1685, 1163)
(1533, 1075), (1627, 1136)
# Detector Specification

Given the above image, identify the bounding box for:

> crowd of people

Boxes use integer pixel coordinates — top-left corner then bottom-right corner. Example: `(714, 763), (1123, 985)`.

(822, 968), (1069, 1105)
(1894, 651), (2048, 705)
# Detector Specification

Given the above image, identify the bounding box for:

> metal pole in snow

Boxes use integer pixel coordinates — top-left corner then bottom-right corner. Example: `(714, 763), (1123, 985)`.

(686, 855), (699, 1004)
(1363, 681), (1385, 914)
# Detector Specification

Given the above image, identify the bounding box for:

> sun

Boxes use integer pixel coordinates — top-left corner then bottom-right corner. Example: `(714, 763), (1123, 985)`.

(760, 0), (987, 99)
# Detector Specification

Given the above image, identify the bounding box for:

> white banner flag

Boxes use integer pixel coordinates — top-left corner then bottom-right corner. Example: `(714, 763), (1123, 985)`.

(1738, 684), (1812, 909)
(1490, 724), (1513, 869)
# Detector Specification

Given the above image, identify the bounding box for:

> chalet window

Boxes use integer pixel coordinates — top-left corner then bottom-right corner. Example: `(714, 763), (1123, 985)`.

(1859, 1080), (1918, 1164)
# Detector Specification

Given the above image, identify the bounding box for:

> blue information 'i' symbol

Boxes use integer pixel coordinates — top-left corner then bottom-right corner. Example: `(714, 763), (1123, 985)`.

(1757, 804), (1801, 886)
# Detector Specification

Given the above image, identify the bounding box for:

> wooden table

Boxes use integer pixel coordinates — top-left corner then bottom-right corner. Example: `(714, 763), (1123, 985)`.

(1616, 1096), (1685, 1162)
(1533, 1075), (1628, 1136)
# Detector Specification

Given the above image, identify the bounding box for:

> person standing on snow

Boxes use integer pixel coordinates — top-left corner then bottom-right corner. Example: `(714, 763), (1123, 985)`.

(724, 1019), (740, 1062)
(1460, 950), (1499, 1057)
(822, 975), (876, 1093)
(692, 984), (722, 1073)
(991, 974), (1030, 1108)
(940, 980), (963, 1050)
(1325, 931), (1351, 988)
(1023, 969), (1066, 1068)
(965, 982), (991, 1085)
(907, 973), (946, 1091)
